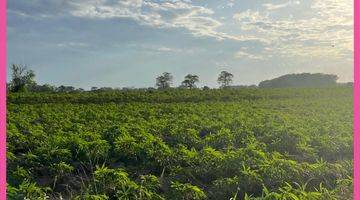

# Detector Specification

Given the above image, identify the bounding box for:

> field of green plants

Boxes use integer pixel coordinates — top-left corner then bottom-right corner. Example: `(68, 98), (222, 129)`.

(7, 87), (353, 199)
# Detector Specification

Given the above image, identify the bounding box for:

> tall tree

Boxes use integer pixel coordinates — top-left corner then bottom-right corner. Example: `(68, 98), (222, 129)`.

(156, 72), (173, 89)
(181, 74), (199, 89)
(217, 71), (233, 88)
(9, 64), (36, 92)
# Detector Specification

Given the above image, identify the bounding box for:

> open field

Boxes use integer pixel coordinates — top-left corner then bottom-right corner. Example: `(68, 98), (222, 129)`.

(7, 87), (353, 199)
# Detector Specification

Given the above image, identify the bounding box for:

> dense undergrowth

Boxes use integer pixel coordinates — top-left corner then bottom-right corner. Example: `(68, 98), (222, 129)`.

(7, 87), (353, 199)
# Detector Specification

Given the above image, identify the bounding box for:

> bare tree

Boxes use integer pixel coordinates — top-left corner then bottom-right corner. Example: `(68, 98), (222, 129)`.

(10, 64), (36, 92)
(217, 71), (233, 88)
(156, 72), (173, 89)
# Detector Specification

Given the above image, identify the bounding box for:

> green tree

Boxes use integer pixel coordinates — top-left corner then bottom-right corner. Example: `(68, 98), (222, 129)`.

(56, 85), (76, 92)
(29, 84), (56, 92)
(181, 74), (199, 89)
(9, 64), (36, 92)
(156, 72), (173, 89)
(217, 71), (233, 88)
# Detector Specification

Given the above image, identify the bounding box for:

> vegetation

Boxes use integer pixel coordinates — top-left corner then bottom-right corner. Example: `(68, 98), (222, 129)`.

(156, 72), (174, 89)
(217, 71), (234, 88)
(181, 74), (200, 89)
(8, 64), (349, 93)
(9, 64), (36, 92)
(7, 86), (353, 199)
(259, 73), (339, 88)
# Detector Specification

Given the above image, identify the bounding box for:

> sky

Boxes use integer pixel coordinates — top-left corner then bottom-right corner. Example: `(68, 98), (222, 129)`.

(7, 0), (353, 89)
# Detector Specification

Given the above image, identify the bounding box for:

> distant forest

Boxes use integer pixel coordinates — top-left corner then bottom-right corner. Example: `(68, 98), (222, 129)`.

(7, 64), (353, 93)
(259, 73), (350, 88)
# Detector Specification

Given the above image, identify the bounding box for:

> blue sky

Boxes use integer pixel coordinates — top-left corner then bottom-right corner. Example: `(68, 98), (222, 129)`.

(7, 0), (353, 89)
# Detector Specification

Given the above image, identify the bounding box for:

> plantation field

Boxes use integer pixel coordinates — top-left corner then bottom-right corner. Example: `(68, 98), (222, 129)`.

(7, 87), (353, 199)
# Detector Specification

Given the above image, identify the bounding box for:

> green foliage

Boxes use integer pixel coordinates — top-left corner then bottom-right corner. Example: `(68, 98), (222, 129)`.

(217, 71), (234, 88)
(156, 72), (173, 89)
(9, 64), (36, 92)
(181, 74), (200, 89)
(7, 88), (353, 199)
(8, 180), (51, 200)
(72, 165), (165, 199)
(169, 181), (206, 200)
(259, 73), (339, 88)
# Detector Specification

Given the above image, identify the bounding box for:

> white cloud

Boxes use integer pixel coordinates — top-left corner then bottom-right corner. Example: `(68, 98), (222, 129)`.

(67, 0), (263, 42)
(263, 0), (300, 11)
(233, 0), (353, 59)
(127, 43), (196, 54)
(8, 0), (268, 43)
(234, 50), (264, 60)
(70, 0), (142, 19)
(9, 0), (352, 62)
(56, 42), (89, 48)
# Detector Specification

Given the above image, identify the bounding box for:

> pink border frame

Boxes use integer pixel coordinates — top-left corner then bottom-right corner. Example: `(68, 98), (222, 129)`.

(0, 0), (358, 199)
(355, 0), (360, 199)
(0, 0), (6, 199)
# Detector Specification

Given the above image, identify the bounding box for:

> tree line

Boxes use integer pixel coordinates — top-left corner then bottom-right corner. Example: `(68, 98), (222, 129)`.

(8, 64), (351, 93)
(155, 71), (234, 89)
(7, 64), (235, 93)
